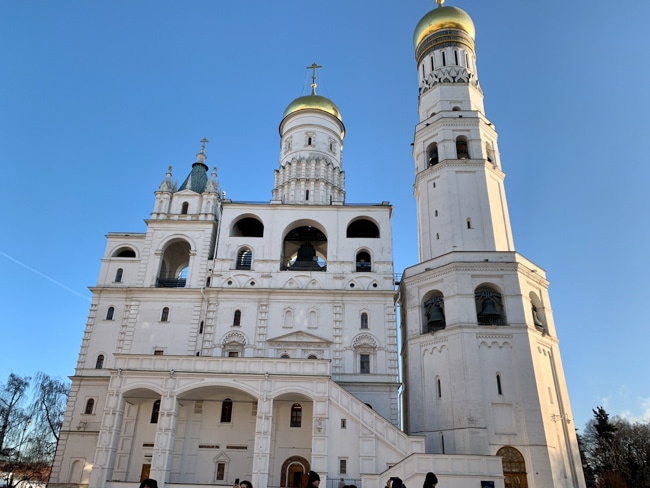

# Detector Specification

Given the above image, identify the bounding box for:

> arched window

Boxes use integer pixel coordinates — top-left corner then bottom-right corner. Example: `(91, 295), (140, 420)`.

(290, 403), (302, 427)
(106, 307), (115, 321)
(233, 310), (241, 326)
(283, 225), (327, 271)
(280, 354), (290, 359)
(347, 219), (379, 238)
(220, 399), (233, 423)
(456, 136), (470, 159)
(160, 307), (170, 322)
(113, 247), (136, 258)
(95, 355), (104, 369)
(115, 268), (123, 282)
(308, 355), (318, 359)
(84, 398), (94, 415)
(157, 239), (190, 288)
(181, 202), (189, 214)
(360, 313), (368, 329)
(355, 251), (371, 272)
(497, 446), (528, 488)
(305, 189), (310, 201)
(151, 400), (161, 423)
(236, 248), (252, 270)
(423, 293), (445, 333)
(231, 217), (264, 237)
(427, 142), (439, 166)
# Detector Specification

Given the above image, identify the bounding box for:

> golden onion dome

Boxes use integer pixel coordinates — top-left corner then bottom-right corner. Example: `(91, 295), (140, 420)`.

(282, 94), (343, 123)
(413, 4), (475, 50)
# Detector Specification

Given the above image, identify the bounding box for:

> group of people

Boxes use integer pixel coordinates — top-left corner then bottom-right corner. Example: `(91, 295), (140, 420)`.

(138, 469), (438, 488)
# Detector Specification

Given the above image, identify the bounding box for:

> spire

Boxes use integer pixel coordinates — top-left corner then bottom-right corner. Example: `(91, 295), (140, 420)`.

(204, 166), (220, 194)
(178, 138), (210, 193)
(307, 62), (322, 95)
(158, 166), (176, 192)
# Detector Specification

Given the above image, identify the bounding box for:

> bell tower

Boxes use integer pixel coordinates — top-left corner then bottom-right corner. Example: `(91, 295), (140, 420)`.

(399, 2), (586, 487)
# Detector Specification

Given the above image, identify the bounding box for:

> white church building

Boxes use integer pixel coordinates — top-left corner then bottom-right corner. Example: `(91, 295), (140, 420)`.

(49, 3), (585, 488)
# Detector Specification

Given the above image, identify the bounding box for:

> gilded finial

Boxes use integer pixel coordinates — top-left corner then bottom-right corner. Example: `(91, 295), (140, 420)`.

(436, 0), (444, 6)
(200, 137), (209, 154)
(306, 62), (322, 95)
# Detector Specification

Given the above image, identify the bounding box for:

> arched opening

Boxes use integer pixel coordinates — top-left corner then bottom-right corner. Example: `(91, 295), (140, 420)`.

(150, 400), (161, 423)
(530, 292), (546, 332)
(456, 136), (470, 159)
(95, 355), (104, 369)
(106, 307), (115, 321)
(113, 247), (136, 258)
(355, 251), (371, 272)
(233, 310), (241, 326)
(360, 312), (368, 329)
(157, 239), (191, 288)
(290, 403), (302, 427)
(181, 202), (189, 215)
(231, 216), (264, 237)
(282, 225), (327, 271)
(115, 268), (123, 283)
(220, 399), (233, 423)
(475, 285), (506, 325)
(236, 248), (252, 270)
(160, 307), (170, 322)
(497, 446), (528, 488)
(84, 398), (94, 415)
(427, 142), (439, 166)
(280, 456), (310, 488)
(347, 218), (379, 238)
(423, 291), (446, 333)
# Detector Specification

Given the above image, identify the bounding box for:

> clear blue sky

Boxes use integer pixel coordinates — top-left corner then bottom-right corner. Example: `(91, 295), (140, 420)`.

(1, 0), (648, 432)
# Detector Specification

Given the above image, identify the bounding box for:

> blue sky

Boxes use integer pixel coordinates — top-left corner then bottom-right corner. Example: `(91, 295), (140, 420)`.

(1, 0), (649, 432)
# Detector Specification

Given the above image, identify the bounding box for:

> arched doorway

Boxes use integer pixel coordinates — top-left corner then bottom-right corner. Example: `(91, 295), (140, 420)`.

(497, 446), (528, 488)
(280, 456), (310, 488)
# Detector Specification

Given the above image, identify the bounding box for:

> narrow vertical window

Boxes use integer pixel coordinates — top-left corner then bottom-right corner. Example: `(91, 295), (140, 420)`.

(442, 51), (446, 66)
(360, 313), (368, 329)
(441, 433), (445, 454)
(308, 137), (312, 146)
(160, 307), (169, 322)
(115, 268), (123, 282)
(84, 399), (94, 415)
(151, 400), (161, 423)
(422, 64), (425, 79)
(467, 219), (472, 229)
(305, 189), (310, 201)
(95, 355), (104, 369)
(437, 378), (442, 398)
(454, 50), (459, 65)
(465, 53), (469, 67)
(497, 374), (503, 395)
(216, 463), (225, 481)
(181, 202), (189, 214)
(339, 459), (347, 474)
(199, 321), (204, 334)
(290, 403), (302, 427)
(233, 310), (241, 326)
(220, 398), (233, 423)
(430, 55), (435, 70)
(106, 307), (115, 321)
(360, 354), (370, 374)
(341, 419), (347, 429)
(435, 210), (438, 217)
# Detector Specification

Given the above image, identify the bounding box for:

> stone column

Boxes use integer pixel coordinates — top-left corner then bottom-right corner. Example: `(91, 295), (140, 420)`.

(150, 375), (179, 487)
(88, 375), (126, 488)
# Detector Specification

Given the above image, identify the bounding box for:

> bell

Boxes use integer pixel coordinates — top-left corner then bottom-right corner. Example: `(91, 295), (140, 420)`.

(290, 243), (322, 271)
(427, 303), (446, 325)
(478, 296), (500, 317)
(532, 306), (544, 327)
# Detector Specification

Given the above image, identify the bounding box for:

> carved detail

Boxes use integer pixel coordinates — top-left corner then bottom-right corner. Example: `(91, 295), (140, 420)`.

(419, 66), (480, 95)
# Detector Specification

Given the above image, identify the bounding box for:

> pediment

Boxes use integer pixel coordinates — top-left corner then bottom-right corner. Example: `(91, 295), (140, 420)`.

(267, 330), (332, 345)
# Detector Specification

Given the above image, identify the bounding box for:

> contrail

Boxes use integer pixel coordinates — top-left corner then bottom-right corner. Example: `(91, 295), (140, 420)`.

(0, 250), (91, 300)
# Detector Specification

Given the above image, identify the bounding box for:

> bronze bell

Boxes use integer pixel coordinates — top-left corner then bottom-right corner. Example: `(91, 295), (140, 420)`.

(290, 242), (322, 271)
(427, 303), (446, 325)
(478, 296), (500, 317)
(532, 306), (544, 327)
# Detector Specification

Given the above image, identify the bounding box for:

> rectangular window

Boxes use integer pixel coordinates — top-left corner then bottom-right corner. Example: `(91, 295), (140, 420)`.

(341, 419), (347, 429)
(360, 354), (370, 374)
(339, 459), (347, 474)
(216, 463), (225, 481)
(154, 350), (164, 356)
(228, 351), (239, 357)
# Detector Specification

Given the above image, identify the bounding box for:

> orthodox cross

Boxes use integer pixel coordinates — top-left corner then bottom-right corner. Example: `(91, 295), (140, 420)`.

(437, 0), (444, 6)
(307, 62), (322, 95)
(200, 137), (209, 153)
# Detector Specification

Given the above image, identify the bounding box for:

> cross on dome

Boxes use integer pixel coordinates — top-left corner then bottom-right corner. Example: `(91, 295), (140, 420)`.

(306, 62), (322, 95)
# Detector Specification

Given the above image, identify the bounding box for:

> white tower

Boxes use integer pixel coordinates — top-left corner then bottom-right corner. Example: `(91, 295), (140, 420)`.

(399, 2), (586, 487)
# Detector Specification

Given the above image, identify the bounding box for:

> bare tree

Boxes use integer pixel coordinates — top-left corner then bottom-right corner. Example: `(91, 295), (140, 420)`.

(0, 373), (30, 458)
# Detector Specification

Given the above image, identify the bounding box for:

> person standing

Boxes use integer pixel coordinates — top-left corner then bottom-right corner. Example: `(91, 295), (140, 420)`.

(307, 471), (320, 488)
(423, 472), (438, 488)
(139, 479), (157, 488)
(338, 478), (345, 488)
